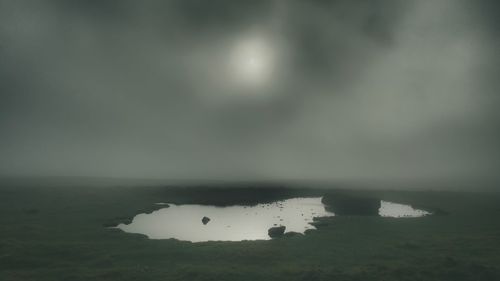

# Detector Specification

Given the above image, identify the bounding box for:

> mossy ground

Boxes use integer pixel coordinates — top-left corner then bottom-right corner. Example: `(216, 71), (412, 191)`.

(1, 184), (499, 281)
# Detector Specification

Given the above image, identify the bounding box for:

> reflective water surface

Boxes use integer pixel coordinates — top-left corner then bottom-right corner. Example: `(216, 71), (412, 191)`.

(118, 197), (333, 242)
(117, 197), (430, 242)
(379, 201), (431, 218)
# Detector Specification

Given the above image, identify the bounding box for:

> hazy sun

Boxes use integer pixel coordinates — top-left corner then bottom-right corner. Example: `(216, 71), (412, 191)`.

(230, 34), (275, 87)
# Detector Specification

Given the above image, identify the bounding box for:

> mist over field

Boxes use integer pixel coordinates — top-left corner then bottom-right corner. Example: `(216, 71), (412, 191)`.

(1, 0), (499, 183)
(2, 3), (500, 281)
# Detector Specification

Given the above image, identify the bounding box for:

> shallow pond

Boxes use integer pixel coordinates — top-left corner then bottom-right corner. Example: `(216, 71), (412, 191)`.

(379, 200), (431, 218)
(116, 197), (430, 242)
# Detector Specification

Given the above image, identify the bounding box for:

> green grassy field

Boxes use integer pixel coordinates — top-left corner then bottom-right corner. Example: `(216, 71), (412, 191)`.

(1, 183), (500, 281)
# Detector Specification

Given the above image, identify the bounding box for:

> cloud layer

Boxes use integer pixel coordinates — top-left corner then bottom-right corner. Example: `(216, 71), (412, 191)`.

(0, 0), (499, 181)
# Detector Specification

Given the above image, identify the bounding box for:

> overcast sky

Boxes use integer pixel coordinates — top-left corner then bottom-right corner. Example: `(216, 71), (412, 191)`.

(0, 0), (499, 181)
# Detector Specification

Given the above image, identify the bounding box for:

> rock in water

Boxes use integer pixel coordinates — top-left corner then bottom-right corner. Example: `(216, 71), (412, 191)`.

(268, 226), (286, 238)
(201, 216), (211, 225)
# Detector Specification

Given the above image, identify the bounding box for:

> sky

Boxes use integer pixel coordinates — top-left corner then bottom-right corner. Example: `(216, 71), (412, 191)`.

(0, 0), (499, 182)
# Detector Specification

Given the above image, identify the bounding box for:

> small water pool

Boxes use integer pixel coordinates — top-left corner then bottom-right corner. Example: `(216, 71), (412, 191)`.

(116, 197), (430, 242)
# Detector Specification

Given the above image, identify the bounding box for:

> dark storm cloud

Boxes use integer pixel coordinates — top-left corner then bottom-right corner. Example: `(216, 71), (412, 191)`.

(0, 0), (499, 182)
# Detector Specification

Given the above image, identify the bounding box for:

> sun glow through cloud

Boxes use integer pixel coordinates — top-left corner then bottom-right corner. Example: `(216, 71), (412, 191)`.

(230, 34), (276, 87)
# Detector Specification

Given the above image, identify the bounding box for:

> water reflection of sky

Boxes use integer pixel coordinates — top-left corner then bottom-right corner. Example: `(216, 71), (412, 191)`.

(117, 197), (431, 242)
(379, 201), (431, 218)
(118, 197), (334, 242)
